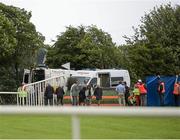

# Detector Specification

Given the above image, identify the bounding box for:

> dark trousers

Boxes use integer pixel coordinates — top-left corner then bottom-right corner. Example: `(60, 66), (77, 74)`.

(140, 94), (147, 106)
(135, 95), (140, 106)
(19, 97), (27, 105)
(174, 94), (180, 106)
(159, 94), (164, 106)
(44, 98), (53, 106)
(57, 97), (64, 105)
(125, 93), (130, 106)
(79, 97), (85, 105)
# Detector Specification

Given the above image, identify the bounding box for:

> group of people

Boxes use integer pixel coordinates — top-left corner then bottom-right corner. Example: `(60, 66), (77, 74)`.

(132, 79), (147, 106)
(70, 81), (103, 106)
(44, 83), (65, 106)
(115, 81), (130, 106)
(115, 81), (145, 106)
(18, 78), (180, 106)
(115, 78), (180, 106)
(44, 81), (103, 106)
(154, 79), (180, 106)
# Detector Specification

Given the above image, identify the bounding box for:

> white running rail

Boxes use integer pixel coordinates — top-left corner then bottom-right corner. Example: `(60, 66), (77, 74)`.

(0, 106), (180, 139)
(0, 92), (19, 105)
(0, 92), (18, 94)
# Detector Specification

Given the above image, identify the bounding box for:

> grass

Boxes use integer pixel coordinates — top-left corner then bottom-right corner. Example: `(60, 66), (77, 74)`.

(0, 115), (180, 139)
(65, 89), (116, 96)
(0, 115), (71, 139)
(64, 89), (118, 104)
(63, 98), (118, 104)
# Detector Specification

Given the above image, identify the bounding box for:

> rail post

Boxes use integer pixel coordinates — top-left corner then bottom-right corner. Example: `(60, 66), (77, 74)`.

(72, 115), (80, 139)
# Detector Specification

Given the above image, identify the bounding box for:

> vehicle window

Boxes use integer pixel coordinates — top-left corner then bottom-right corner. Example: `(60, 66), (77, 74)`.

(33, 70), (45, 82)
(24, 74), (29, 84)
(111, 77), (124, 86)
(89, 78), (97, 86)
(99, 73), (110, 87)
(72, 76), (90, 84)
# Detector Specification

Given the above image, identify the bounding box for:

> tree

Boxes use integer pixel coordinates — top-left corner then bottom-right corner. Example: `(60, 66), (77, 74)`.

(124, 4), (180, 81)
(47, 25), (121, 70)
(0, 10), (16, 63)
(0, 3), (44, 91)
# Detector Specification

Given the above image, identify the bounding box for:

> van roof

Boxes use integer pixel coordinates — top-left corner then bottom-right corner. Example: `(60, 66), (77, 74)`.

(97, 69), (128, 73)
(71, 70), (97, 77)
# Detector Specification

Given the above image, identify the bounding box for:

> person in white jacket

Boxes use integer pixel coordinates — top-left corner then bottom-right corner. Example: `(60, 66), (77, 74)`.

(70, 81), (80, 106)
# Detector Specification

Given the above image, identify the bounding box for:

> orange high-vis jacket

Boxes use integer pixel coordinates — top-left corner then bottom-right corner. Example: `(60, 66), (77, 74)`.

(173, 83), (179, 95)
(158, 82), (165, 94)
(138, 84), (147, 94)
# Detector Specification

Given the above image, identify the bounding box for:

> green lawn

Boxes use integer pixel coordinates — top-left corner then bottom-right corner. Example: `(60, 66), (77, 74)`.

(0, 115), (180, 139)
(65, 89), (116, 96)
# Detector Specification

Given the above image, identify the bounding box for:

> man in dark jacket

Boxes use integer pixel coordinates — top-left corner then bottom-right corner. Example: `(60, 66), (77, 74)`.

(124, 81), (130, 106)
(79, 86), (86, 106)
(55, 85), (65, 106)
(44, 83), (54, 105)
(94, 85), (103, 106)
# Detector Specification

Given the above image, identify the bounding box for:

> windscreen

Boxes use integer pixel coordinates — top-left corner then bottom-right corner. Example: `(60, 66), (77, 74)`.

(32, 69), (45, 82)
(24, 74), (29, 84)
(111, 77), (124, 86)
(72, 76), (90, 84)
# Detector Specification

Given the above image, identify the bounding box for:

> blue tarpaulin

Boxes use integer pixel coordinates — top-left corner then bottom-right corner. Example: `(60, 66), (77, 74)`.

(146, 76), (180, 106)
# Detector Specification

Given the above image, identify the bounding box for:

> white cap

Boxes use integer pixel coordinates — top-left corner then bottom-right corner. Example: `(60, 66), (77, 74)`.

(138, 79), (142, 82)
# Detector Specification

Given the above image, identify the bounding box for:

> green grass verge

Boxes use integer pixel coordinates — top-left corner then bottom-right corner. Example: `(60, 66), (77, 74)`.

(0, 115), (180, 139)
(65, 89), (116, 96)
(63, 98), (118, 104)
(63, 89), (118, 104)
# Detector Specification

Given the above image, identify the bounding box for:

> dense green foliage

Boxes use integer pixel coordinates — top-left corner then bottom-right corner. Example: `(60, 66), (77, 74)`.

(0, 3), (44, 91)
(0, 2), (179, 91)
(0, 115), (180, 139)
(122, 4), (180, 81)
(47, 25), (122, 70)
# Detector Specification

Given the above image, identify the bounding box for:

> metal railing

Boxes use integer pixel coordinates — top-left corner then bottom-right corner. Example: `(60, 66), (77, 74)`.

(24, 75), (66, 106)
(0, 76), (66, 106)
(0, 106), (180, 139)
(0, 92), (18, 105)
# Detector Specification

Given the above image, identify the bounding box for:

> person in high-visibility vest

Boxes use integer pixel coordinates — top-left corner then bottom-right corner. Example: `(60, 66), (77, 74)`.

(17, 83), (27, 105)
(137, 79), (147, 106)
(128, 93), (136, 106)
(157, 80), (165, 106)
(173, 81), (180, 106)
(133, 81), (140, 106)
(53, 85), (58, 105)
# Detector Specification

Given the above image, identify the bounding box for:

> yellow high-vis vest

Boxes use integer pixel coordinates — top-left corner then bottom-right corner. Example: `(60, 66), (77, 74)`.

(133, 87), (140, 96)
(18, 87), (27, 97)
